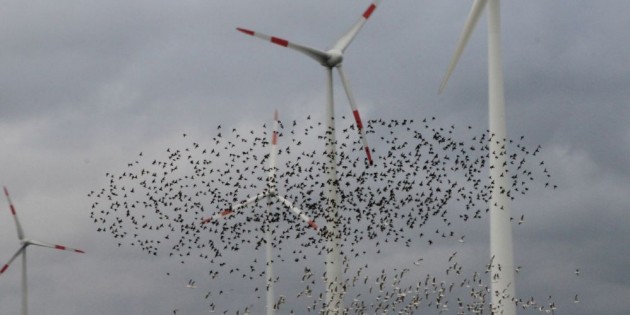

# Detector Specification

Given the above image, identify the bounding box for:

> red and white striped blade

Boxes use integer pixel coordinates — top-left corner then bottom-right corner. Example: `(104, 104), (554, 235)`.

(267, 110), (279, 187)
(236, 27), (328, 64)
(439, 0), (488, 94)
(0, 245), (26, 276)
(273, 195), (318, 230)
(332, 0), (382, 52)
(25, 239), (85, 254)
(201, 192), (270, 224)
(200, 209), (233, 224)
(336, 66), (373, 165)
(3, 186), (25, 240)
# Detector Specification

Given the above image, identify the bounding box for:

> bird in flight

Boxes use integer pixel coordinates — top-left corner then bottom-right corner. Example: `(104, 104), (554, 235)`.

(187, 279), (197, 288)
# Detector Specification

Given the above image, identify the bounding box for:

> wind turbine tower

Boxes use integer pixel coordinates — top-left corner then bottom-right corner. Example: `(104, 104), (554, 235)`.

(1, 187), (85, 315)
(439, 1), (516, 314)
(235, 1), (382, 313)
(201, 110), (318, 315)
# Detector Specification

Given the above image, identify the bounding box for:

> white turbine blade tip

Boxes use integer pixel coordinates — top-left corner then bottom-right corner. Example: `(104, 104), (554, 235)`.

(333, 0), (382, 52)
(439, 0), (488, 95)
(438, 77), (450, 95)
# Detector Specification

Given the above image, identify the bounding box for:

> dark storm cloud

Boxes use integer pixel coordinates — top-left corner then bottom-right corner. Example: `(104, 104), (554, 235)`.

(1, 0), (629, 314)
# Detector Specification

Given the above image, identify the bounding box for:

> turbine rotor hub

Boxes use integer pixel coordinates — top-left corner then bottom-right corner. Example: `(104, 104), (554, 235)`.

(324, 50), (343, 67)
(267, 187), (277, 196)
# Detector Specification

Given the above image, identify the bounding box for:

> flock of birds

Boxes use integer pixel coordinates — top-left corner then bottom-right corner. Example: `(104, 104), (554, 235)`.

(88, 116), (567, 314)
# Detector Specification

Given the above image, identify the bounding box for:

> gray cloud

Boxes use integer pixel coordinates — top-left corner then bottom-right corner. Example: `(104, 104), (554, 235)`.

(1, 0), (629, 314)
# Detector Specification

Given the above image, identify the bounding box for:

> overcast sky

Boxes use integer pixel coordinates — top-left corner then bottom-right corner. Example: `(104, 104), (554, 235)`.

(0, 0), (629, 314)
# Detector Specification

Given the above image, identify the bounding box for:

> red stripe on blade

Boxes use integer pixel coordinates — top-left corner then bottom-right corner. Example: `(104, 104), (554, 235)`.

(236, 28), (255, 36)
(55, 245), (67, 250)
(3, 187), (8, 196)
(271, 37), (289, 47)
(363, 4), (377, 19)
(201, 217), (212, 224)
(352, 110), (363, 130)
(308, 220), (318, 230)
(220, 209), (234, 216)
(272, 131), (278, 145)
(365, 147), (373, 165)
(1, 264), (8, 273)
(9, 205), (16, 216)
(75, 249), (85, 253)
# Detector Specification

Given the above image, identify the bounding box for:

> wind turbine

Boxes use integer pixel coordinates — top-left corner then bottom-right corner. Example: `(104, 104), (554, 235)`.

(1, 186), (85, 315)
(236, 1), (382, 312)
(439, 1), (517, 314)
(201, 110), (318, 315)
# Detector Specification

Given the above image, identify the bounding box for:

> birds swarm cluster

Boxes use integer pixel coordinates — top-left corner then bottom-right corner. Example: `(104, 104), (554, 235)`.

(89, 116), (559, 314)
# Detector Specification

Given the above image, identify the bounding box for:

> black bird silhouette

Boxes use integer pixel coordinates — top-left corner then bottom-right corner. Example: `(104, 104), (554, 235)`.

(89, 116), (556, 314)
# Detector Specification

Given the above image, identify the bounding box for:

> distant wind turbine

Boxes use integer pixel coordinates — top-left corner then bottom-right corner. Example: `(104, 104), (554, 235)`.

(236, 1), (383, 312)
(439, 1), (517, 314)
(1, 187), (85, 315)
(201, 110), (318, 315)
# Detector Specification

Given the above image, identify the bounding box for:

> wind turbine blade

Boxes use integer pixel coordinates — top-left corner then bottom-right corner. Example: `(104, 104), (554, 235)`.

(0, 245), (26, 275)
(267, 110), (279, 190)
(3, 186), (25, 240)
(332, 0), (382, 52)
(236, 27), (328, 64)
(273, 195), (318, 230)
(201, 192), (271, 224)
(336, 66), (373, 165)
(439, 0), (488, 94)
(25, 239), (85, 254)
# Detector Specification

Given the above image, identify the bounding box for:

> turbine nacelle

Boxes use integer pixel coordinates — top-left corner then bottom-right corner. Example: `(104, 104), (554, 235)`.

(266, 187), (277, 196)
(324, 50), (344, 68)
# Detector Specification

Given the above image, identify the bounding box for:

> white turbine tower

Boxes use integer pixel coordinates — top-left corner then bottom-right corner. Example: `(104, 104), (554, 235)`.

(201, 110), (318, 315)
(1, 187), (85, 315)
(439, 1), (516, 314)
(236, 1), (382, 312)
